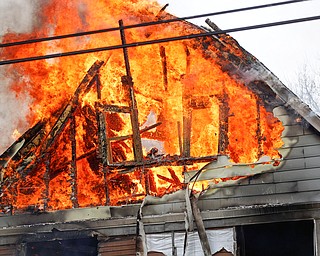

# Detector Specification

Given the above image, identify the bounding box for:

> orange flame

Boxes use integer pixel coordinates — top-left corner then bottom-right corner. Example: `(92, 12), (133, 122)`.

(1, 0), (284, 211)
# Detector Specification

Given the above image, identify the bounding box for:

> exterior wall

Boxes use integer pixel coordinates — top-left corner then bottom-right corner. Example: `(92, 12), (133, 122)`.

(0, 106), (320, 255)
(0, 245), (16, 256)
(98, 237), (136, 256)
(199, 106), (320, 210)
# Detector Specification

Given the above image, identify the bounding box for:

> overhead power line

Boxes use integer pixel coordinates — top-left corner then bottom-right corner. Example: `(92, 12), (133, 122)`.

(0, 0), (311, 48)
(0, 15), (319, 66)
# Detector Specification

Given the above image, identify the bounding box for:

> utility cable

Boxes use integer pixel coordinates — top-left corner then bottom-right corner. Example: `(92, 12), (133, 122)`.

(0, 15), (319, 66)
(0, 0), (312, 48)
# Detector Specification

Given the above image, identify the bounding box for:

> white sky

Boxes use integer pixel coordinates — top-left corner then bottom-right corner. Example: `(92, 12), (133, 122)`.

(157, 0), (320, 85)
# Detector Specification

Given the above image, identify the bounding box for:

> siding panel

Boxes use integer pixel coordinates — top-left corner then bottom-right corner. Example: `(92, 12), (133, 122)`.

(306, 156), (320, 168)
(274, 167), (320, 183)
(98, 237), (136, 256)
(304, 145), (320, 157)
(279, 145), (320, 160)
(278, 158), (305, 171)
(282, 125), (304, 137)
(201, 191), (320, 211)
(0, 245), (16, 256)
(295, 134), (320, 147)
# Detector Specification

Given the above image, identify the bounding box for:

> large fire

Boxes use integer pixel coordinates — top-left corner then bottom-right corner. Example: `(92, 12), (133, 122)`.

(0, 0), (283, 211)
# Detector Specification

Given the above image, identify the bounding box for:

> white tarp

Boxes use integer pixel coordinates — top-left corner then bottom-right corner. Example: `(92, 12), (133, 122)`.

(146, 228), (235, 256)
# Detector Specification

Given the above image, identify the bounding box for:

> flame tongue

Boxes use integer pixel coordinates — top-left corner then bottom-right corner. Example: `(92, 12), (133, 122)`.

(1, 0), (283, 210)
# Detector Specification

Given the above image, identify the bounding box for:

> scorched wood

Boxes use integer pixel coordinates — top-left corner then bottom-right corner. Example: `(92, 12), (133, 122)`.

(190, 194), (212, 256)
(218, 90), (230, 154)
(95, 73), (110, 205)
(70, 114), (79, 208)
(183, 45), (192, 157)
(256, 98), (263, 159)
(119, 19), (144, 163)
(116, 155), (218, 173)
(160, 45), (168, 91)
(43, 60), (104, 151)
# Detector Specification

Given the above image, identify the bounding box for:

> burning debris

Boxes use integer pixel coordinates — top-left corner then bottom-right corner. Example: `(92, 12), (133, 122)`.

(0, 0), (285, 213)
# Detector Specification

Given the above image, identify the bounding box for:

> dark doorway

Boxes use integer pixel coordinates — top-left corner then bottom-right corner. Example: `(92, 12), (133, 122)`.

(26, 237), (98, 256)
(236, 220), (314, 256)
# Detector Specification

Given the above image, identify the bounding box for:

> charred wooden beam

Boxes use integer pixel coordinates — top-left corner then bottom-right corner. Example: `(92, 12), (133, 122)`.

(115, 155), (218, 173)
(0, 169), (3, 183)
(218, 90), (230, 154)
(43, 154), (51, 211)
(96, 103), (131, 114)
(0, 122), (45, 187)
(96, 112), (113, 164)
(43, 60), (104, 151)
(183, 45), (192, 157)
(95, 74), (112, 164)
(143, 168), (150, 196)
(69, 115), (78, 208)
(167, 167), (182, 186)
(205, 18), (222, 32)
(107, 122), (162, 142)
(95, 74), (110, 205)
(185, 45), (191, 75)
(183, 109), (192, 157)
(256, 98), (263, 159)
(44, 122), (163, 176)
(190, 194), (212, 256)
(156, 168), (183, 190)
(157, 174), (174, 184)
(159, 45), (168, 91)
(156, 4), (169, 19)
(177, 121), (183, 156)
(0, 121), (45, 167)
(119, 19), (144, 163)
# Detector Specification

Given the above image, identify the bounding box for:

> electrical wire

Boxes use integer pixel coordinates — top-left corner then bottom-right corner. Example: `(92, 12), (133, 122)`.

(0, 0), (312, 48)
(0, 14), (319, 66)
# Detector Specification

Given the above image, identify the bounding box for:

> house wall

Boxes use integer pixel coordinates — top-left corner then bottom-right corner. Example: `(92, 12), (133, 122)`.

(0, 245), (16, 256)
(98, 237), (136, 256)
(198, 106), (320, 210)
(1, 106), (320, 254)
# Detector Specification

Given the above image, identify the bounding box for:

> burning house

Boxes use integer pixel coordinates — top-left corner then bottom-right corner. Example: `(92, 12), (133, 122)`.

(0, 1), (320, 255)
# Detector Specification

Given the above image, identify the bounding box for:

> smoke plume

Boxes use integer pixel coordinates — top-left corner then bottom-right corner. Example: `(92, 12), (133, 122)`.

(0, 0), (39, 154)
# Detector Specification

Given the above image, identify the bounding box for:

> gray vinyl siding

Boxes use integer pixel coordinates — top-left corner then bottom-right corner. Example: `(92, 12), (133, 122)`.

(202, 106), (320, 210)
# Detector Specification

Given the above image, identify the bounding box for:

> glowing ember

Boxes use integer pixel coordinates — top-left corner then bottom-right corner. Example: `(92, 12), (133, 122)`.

(0, 0), (284, 211)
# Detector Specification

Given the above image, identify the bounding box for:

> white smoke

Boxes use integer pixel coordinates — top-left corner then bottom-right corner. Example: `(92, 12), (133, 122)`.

(0, 0), (39, 37)
(0, 73), (31, 154)
(0, 0), (39, 154)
